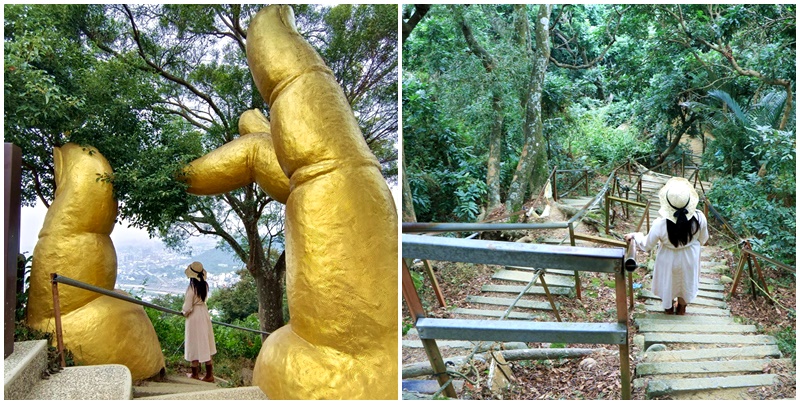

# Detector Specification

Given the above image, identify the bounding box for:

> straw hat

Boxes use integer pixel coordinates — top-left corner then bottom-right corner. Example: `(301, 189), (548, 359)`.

(184, 261), (207, 281)
(658, 177), (699, 223)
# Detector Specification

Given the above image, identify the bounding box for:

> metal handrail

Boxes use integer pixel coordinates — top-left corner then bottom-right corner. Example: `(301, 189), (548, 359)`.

(52, 274), (270, 335)
(49, 273), (270, 367)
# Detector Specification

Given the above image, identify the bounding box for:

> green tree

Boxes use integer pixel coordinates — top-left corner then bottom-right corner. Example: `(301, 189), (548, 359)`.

(4, 4), (398, 335)
(209, 268), (261, 324)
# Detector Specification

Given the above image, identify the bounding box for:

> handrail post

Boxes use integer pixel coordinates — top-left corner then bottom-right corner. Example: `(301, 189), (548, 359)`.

(50, 273), (66, 368)
(568, 222), (582, 300)
(604, 193), (610, 236)
(402, 261), (456, 398)
(615, 264), (631, 400)
(585, 169), (589, 196)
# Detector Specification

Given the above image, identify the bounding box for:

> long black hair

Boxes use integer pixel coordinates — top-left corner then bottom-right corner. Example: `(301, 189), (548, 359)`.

(190, 276), (208, 302)
(665, 194), (700, 247)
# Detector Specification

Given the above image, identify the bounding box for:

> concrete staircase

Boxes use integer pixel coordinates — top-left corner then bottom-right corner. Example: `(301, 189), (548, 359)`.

(631, 246), (786, 398)
(132, 374), (267, 400)
(4, 340), (133, 400)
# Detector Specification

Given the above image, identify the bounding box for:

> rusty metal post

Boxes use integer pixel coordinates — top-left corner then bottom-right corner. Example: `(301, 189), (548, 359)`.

(422, 260), (447, 308)
(604, 193), (610, 236)
(746, 253), (757, 300)
(728, 253), (747, 298)
(615, 266), (631, 400)
(50, 273), (66, 368)
(401, 261), (456, 398)
(5, 143), (22, 358)
(538, 273), (561, 322)
(568, 222), (582, 300)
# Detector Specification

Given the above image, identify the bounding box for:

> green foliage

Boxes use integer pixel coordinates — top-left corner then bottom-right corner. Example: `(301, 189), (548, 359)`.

(212, 314), (263, 360)
(209, 269), (259, 324)
(774, 326), (796, 363)
(564, 105), (652, 167)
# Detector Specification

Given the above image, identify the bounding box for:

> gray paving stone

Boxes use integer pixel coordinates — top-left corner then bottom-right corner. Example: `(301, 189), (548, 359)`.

(636, 359), (773, 376)
(493, 270), (575, 288)
(27, 365), (132, 400)
(481, 284), (571, 296)
(136, 386), (268, 400)
(645, 304), (730, 316)
(640, 289), (724, 301)
(642, 345), (782, 362)
(698, 283), (725, 291)
(636, 322), (756, 334)
(450, 308), (546, 320)
(643, 296), (727, 309)
(645, 374), (777, 398)
(466, 295), (555, 310)
(643, 332), (776, 349)
(634, 313), (734, 324)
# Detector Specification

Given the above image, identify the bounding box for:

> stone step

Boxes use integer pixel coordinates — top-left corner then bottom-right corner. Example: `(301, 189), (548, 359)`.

(450, 308), (547, 320)
(636, 322), (757, 334)
(136, 386), (267, 400)
(643, 296), (727, 309)
(481, 284), (571, 296)
(27, 365), (133, 400)
(493, 270), (575, 288)
(641, 345), (783, 362)
(645, 304), (730, 316)
(699, 277), (721, 285)
(4, 340), (47, 400)
(134, 376), (224, 398)
(639, 289), (724, 301)
(643, 333), (777, 349)
(634, 313), (735, 325)
(636, 358), (777, 376)
(698, 283), (725, 292)
(643, 374), (777, 398)
(466, 296), (556, 311)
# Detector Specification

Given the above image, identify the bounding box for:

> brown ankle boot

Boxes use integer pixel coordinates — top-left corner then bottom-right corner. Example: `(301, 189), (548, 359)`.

(676, 303), (687, 315)
(186, 366), (200, 380)
(201, 363), (215, 383)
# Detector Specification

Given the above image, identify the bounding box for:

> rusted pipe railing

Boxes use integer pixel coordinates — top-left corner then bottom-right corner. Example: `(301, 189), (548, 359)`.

(50, 273), (271, 369)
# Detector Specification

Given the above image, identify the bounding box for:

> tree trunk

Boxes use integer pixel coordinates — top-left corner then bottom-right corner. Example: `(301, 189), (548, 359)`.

(451, 5), (505, 215)
(654, 115), (697, 166)
(247, 228), (284, 339)
(486, 87), (504, 213)
(505, 5), (552, 214)
(401, 153), (417, 223)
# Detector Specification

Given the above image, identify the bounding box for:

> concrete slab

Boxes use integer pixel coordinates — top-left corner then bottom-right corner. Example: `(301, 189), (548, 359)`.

(636, 322), (757, 334)
(136, 386), (268, 400)
(402, 339), (525, 351)
(636, 359), (774, 376)
(644, 333), (776, 349)
(4, 340), (47, 400)
(634, 313), (734, 324)
(699, 277), (721, 285)
(641, 345), (783, 362)
(27, 365), (132, 400)
(466, 295), (556, 311)
(493, 270), (575, 288)
(639, 289), (724, 301)
(481, 284), (571, 296)
(645, 374), (777, 398)
(645, 304), (730, 316)
(698, 283), (725, 291)
(643, 296), (727, 309)
(450, 308), (547, 320)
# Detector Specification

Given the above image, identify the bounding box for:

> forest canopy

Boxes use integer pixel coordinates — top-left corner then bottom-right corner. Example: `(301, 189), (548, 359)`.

(402, 4), (795, 267)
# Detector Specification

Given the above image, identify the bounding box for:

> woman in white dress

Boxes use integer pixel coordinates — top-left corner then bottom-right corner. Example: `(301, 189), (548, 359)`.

(182, 261), (217, 382)
(625, 177), (709, 315)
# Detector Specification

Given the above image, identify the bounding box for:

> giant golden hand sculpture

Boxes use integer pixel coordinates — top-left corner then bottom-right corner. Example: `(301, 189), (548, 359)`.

(182, 5), (398, 399)
(26, 144), (165, 380)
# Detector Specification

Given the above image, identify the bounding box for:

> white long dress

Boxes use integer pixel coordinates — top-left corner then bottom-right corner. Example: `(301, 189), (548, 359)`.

(182, 284), (217, 362)
(632, 211), (709, 310)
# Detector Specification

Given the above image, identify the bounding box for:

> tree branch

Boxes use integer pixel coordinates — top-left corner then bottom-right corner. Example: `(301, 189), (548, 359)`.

(402, 4), (431, 44)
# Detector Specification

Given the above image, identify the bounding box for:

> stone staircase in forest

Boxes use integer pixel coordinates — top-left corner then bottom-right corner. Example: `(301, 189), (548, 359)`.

(631, 245), (787, 398)
(133, 375), (266, 400)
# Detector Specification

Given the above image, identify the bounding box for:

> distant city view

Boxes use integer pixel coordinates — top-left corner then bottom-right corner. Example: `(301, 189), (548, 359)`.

(113, 238), (244, 302)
